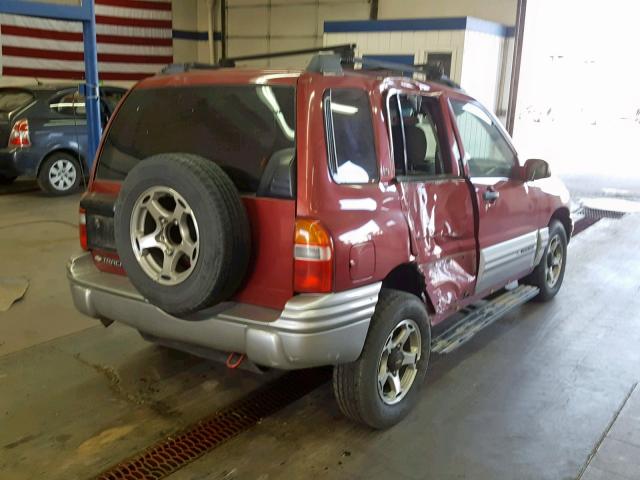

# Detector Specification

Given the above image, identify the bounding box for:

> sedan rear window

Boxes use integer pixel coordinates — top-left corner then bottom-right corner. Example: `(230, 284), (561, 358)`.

(96, 85), (295, 193)
(0, 89), (34, 112)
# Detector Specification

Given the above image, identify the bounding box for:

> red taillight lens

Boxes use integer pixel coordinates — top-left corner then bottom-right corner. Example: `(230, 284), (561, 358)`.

(8, 119), (30, 147)
(79, 208), (88, 250)
(293, 219), (333, 293)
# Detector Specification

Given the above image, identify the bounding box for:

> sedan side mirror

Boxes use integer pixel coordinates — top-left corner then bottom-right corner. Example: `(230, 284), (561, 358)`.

(521, 158), (551, 182)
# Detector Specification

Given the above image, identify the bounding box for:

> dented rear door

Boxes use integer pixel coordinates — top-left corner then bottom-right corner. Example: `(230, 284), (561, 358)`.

(388, 92), (477, 315)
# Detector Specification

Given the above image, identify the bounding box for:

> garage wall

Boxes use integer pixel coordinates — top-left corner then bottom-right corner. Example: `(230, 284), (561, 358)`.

(460, 30), (506, 111)
(220, 0), (517, 68)
(223, 0), (370, 67)
(379, 0), (517, 26)
(325, 29), (465, 83)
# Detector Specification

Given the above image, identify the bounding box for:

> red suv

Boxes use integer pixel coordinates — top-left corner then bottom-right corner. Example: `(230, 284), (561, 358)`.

(68, 56), (572, 429)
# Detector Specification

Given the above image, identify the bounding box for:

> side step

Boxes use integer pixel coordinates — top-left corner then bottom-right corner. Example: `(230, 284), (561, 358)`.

(431, 285), (540, 354)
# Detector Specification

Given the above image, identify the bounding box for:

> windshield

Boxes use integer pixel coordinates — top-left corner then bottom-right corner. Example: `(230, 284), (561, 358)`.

(96, 85), (296, 192)
(0, 89), (34, 113)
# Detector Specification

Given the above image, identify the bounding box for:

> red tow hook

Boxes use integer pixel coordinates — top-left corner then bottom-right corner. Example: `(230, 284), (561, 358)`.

(225, 352), (245, 369)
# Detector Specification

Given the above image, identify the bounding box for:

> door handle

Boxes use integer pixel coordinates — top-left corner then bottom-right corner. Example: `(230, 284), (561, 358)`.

(483, 189), (500, 202)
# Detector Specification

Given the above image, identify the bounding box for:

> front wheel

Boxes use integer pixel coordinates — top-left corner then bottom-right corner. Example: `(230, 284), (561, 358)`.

(524, 219), (568, 301)
(333, 289), (431, 429)
(38, 152), (82, 195)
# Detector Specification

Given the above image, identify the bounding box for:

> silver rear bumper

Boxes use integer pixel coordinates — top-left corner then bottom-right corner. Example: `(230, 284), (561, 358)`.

(67, 253), (381, 369)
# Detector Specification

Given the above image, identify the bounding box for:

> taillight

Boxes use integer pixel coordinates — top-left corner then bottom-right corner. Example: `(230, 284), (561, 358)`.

(8, 119), (30, 147)
(79, 208), (88, 250)
(293, 218), (333, 293)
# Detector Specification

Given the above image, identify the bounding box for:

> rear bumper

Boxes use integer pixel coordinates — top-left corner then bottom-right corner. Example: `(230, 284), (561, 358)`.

(67, 253), (381, 369)
(0, 148), (39, 177)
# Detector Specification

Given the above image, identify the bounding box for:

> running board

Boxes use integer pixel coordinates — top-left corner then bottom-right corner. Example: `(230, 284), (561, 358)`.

(431, 285), (540, 354)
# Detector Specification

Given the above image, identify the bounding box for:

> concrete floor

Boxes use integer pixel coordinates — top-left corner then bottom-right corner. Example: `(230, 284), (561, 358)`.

(1, 188), (639, 480)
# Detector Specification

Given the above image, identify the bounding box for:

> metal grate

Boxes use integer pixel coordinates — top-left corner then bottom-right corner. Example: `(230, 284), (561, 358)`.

(96, 368), (330, 480)
(581, 206), (626, 220)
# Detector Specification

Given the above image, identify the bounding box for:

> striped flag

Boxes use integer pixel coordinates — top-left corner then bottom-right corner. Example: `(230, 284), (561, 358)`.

(0, 0), (173, 81)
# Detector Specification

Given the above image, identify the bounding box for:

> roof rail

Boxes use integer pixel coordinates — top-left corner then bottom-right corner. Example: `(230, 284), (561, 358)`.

(222, 44), (355, 67)
(350, 57), (461, 89)
(160, 44), (460, 89)
(160, 44), (356, 75)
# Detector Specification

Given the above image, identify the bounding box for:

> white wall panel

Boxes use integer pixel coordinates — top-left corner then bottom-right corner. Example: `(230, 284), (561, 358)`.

(460, 31), (504, 111)
(379, 0), (517, 25)
(326, 28), (467, 83)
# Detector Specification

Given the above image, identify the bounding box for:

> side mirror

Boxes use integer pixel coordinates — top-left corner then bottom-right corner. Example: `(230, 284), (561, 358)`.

(522, 158), (551, 182)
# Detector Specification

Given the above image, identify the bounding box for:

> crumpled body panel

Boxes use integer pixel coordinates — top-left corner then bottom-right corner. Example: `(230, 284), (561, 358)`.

(398, 179), (477, 316)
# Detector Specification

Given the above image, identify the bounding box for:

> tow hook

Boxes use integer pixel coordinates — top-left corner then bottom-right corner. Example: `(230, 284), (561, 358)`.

(225, 352), (246, 369)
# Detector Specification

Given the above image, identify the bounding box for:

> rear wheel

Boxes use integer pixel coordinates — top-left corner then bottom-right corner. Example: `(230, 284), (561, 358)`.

(333, 289), (431, 429)
(0, 174), (17, 185)
(524, 219), (568, 301)
(38, 152), (82, 195)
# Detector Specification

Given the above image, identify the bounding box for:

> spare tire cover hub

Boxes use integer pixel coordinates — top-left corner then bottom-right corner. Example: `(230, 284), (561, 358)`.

(130, 185), (199, 286)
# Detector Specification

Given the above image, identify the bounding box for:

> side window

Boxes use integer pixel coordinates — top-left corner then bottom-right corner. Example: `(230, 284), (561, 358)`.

(102, 89), (125, 114)
(450, 99), (516, 177)
(387, 93), (449, 178)
(324, 88), (377, 184)
(49, 91), (86, 117)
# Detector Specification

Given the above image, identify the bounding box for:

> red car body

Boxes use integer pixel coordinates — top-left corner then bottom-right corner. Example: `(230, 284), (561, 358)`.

(82, 68), (571, 328)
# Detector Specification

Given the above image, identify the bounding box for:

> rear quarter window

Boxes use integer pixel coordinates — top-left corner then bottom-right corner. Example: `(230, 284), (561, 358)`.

(323, 88), (378, 184)
(96, 85), (295, 193)
(0, 89), (34, 112)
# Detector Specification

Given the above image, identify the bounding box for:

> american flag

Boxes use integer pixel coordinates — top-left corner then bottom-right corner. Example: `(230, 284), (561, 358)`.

(0, 0), (173, 81)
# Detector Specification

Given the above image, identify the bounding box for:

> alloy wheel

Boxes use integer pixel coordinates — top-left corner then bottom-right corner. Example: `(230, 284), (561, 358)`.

(545, 234), (564, 288)
(130, 186), (200, 285)
(377, 319), (422, 405)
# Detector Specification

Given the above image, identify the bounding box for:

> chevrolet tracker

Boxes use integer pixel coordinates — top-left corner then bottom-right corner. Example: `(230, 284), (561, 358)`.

(67, 54), (572, 429)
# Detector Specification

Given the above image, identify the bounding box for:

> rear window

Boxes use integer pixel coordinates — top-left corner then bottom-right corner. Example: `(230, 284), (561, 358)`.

(0, 89), (34, 112)
(96, 85), (296, 192)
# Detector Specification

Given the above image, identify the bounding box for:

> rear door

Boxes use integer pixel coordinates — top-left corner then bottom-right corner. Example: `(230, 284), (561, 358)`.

(388, 91), (477, 314)
(48, 89), (89, 160)
(87, 83), (298, 310)
(449, 98), (538, 294)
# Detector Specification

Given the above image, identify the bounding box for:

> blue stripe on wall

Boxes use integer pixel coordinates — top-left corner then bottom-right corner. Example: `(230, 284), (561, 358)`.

(172, 30), (222, 41)
(325, 17), (467, 33)
(324, 17), (514, 37)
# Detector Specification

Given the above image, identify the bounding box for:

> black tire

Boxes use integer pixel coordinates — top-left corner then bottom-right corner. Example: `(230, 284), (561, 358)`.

(0, 174), (17, 185)
(114, 153), (251, 316)
(37, 152), (82, 195)
(523, 219), (568, 302)
(333, 289), (431, 429)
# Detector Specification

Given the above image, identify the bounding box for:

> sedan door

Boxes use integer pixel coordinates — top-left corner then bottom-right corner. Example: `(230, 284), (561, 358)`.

(449, 98), (541, 294)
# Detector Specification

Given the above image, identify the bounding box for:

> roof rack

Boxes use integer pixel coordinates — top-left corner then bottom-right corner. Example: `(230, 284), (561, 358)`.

(161, 44), (356, 74)
(348, 57), (461, 89)
(159, 43), (460, 89)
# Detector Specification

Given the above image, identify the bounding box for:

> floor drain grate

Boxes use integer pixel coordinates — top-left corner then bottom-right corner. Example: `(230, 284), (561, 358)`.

(581, 206), (627, 220)
(96, 368), (330, 480)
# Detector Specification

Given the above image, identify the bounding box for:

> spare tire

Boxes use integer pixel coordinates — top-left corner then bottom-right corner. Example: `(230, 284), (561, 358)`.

(114, 153), (250, 315)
